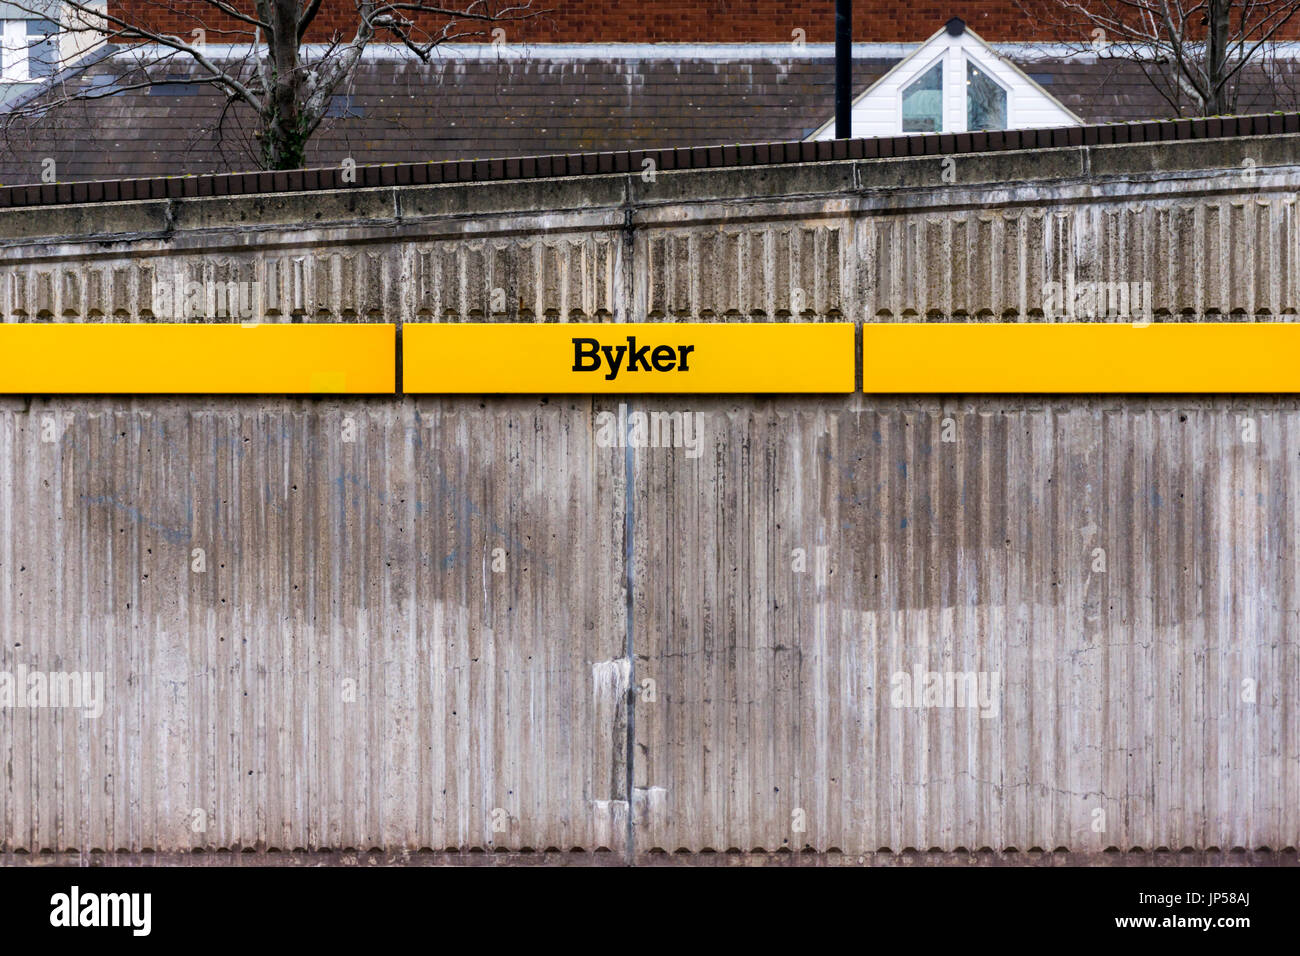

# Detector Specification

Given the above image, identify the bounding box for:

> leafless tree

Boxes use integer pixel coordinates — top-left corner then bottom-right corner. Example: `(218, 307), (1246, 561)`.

(1026, 0), (1300, 115)
(4, 0), (538, 169)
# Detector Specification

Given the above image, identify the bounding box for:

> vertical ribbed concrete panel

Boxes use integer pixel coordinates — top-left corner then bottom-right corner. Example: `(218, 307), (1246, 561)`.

(0, 399), (625, 854)
(853, 194), (1300, 322)
(632, 400), (1300, 854)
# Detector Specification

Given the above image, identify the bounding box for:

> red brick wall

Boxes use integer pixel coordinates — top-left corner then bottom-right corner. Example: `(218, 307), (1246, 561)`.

(106, 0), (1059, 45)
(513, 1), (1048, 42)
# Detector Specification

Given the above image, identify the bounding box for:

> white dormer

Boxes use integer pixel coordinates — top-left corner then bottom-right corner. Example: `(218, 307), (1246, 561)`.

(808, 18), (1081, 139)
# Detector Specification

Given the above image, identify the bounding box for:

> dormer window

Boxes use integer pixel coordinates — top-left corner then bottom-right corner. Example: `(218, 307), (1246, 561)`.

(809, 19), (1081, 141)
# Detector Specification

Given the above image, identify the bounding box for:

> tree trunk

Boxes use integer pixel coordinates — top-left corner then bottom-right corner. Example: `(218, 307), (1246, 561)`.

(1205, 0), (1234, 115)
(260, 0), (309, 169)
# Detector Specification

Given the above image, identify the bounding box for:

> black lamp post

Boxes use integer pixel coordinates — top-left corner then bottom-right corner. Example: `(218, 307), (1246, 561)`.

(835, 0), (852, 138)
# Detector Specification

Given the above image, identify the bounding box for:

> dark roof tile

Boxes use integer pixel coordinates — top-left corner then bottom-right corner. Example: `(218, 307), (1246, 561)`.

(3, 51), (1298, 190)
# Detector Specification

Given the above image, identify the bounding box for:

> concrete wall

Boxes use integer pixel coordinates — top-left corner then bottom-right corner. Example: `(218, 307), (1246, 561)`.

(2, 135), (1300, 863)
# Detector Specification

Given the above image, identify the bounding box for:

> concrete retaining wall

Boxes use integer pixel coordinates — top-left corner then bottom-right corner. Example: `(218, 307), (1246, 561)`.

(1, 135), (1298, 861)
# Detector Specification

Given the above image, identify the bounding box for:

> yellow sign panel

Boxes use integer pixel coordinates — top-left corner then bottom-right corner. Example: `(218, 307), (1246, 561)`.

(0, 323), (395, 394)
(11, 320), (1286, 395)
(403, 322), (855, 393)
(864, 322), (1300, 393)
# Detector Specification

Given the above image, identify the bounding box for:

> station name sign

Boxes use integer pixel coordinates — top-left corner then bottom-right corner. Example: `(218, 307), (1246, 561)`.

(402, 322), (856, 393)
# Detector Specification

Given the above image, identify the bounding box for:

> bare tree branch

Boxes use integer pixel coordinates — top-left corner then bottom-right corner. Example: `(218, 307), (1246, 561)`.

(2, 0), (544, 170)
(1021, 0), (1300, 115)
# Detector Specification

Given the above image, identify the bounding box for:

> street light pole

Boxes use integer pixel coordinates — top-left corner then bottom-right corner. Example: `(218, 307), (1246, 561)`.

(835, 0), (852, 138)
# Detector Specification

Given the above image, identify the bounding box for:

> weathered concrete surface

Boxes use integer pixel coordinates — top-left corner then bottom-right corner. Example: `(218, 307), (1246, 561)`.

(0, 399), (626, 855)
(2, 135), (1300, 862)
(634, 397), (1300, 854)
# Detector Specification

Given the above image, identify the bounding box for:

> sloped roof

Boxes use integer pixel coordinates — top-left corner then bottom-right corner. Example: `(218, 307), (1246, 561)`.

(2, 49), (1299, 184)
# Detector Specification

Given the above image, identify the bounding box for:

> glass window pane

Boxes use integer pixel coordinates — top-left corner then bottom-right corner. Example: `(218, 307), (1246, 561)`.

(27, 19), (57, 79)
(966, 60), (1007, 131)
(902, 62), (943, 133)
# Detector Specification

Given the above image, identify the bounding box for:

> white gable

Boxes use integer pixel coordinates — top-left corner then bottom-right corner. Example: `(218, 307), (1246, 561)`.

(808, 21), (1081, 140)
